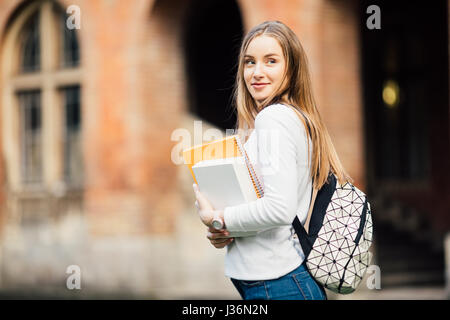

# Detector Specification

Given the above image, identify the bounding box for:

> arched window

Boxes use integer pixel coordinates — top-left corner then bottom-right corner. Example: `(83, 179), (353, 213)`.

(19, 10), (40, 72)
(2, 0), (83, 200)
(18, 90), (42, 184)
(60, 10), (79, 67)
(61, 85), (82, 185)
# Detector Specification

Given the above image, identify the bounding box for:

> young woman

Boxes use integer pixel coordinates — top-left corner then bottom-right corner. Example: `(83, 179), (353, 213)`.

(193, 20), (352, 300)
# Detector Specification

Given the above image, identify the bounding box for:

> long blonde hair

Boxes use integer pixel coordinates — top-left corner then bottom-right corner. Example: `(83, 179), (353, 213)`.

(233, 20), (352, 189)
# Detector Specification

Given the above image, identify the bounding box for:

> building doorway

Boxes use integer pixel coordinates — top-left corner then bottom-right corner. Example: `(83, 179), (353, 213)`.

(359, 0), (449, 287)
(183, 0), (244, 131)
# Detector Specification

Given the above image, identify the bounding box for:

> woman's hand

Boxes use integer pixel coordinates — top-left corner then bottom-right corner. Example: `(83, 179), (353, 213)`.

(193, 183), (223, 228)
(193, 183), (234, 248)
(207, 226), (234, 249)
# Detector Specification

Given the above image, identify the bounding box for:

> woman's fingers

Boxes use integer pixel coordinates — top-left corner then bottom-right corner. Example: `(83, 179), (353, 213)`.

(210, 237), (230, 244)
(207, 230), (229, 240)
(206, 227), (234, 248)
(208, 226), (228, 234)
(211, 238), (234, 249)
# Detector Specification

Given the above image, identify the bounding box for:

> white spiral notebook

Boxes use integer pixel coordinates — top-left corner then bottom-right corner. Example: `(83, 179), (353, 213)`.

(183, 135), (264, 238)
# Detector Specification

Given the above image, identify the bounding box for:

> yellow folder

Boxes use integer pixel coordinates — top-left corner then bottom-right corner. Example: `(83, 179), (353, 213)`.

(182, 135), (263, 199)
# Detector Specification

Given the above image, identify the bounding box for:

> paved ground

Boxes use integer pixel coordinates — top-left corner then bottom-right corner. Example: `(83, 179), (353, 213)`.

(0, 286), (447, 300)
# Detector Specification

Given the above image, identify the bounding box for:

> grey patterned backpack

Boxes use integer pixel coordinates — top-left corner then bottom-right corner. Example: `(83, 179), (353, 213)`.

(293, 173), (374, 294)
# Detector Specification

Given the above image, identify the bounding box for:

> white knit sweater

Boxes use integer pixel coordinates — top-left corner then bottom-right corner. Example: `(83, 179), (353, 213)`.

(223, 103), (313, 280)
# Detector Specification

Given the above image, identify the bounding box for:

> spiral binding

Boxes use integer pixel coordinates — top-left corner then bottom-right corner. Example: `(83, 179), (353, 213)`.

(234, 136), (264, 198)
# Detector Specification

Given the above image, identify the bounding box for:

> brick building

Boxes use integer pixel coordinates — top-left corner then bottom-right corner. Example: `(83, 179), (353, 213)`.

(0, 0), (448, 298)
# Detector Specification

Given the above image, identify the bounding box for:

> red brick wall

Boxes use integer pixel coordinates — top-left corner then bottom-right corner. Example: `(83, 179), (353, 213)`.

(0, 0), (366, 236)
(80, 0), (187, 235)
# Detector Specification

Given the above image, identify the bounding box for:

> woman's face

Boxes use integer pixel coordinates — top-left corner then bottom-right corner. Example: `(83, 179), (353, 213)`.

(243, 35), (286, 106)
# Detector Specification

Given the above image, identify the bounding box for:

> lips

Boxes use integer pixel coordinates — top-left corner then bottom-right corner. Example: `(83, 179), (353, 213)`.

(252, 83), (269, 89)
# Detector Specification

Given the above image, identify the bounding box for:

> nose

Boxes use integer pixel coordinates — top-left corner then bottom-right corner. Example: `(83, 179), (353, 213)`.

(253, 62), (264, 79)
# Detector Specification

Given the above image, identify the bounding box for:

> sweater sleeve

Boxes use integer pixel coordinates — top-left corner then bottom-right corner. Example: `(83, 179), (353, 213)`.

(224, 105), (306, 232)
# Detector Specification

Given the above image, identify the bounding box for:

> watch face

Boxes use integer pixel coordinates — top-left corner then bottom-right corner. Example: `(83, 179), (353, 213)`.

(212, 220), (223, 230)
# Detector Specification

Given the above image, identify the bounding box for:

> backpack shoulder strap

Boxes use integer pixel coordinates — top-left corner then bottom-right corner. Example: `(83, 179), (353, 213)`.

(304, 187), (318, 233)
(292, 179), (317, 256)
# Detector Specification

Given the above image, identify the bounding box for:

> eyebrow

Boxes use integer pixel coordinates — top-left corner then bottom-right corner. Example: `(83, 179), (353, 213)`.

(244, 53), (280, 58)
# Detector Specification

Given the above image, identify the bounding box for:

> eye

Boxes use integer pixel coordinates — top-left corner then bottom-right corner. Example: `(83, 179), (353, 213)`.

(244, 59), (255, 65)
(268, 58), (277, 64)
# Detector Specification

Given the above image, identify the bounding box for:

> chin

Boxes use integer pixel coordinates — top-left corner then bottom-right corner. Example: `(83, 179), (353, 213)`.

(253, 95), (268, 102)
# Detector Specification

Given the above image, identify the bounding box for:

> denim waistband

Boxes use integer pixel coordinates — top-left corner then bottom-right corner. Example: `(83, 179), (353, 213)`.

(283, 260), (308, 277)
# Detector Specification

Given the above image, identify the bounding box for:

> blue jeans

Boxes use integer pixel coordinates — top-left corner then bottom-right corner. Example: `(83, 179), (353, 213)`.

(230, 261), (327, 300)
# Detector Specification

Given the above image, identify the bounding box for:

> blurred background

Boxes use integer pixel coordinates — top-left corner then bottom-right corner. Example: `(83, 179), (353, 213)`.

(0, 0), (448, 299)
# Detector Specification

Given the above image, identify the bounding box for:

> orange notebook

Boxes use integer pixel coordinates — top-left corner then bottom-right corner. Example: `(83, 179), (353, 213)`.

(182, 135), (264, 199)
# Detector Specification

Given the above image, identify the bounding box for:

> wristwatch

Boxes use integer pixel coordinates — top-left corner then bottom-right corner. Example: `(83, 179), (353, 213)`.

(212, 212), (224, 230)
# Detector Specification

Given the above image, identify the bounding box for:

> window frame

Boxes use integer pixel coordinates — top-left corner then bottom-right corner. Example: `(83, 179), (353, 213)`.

(1, 0), (83, 193)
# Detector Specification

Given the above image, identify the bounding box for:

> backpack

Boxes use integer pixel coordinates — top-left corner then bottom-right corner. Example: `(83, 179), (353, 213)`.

(292, 173), (374, 294)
